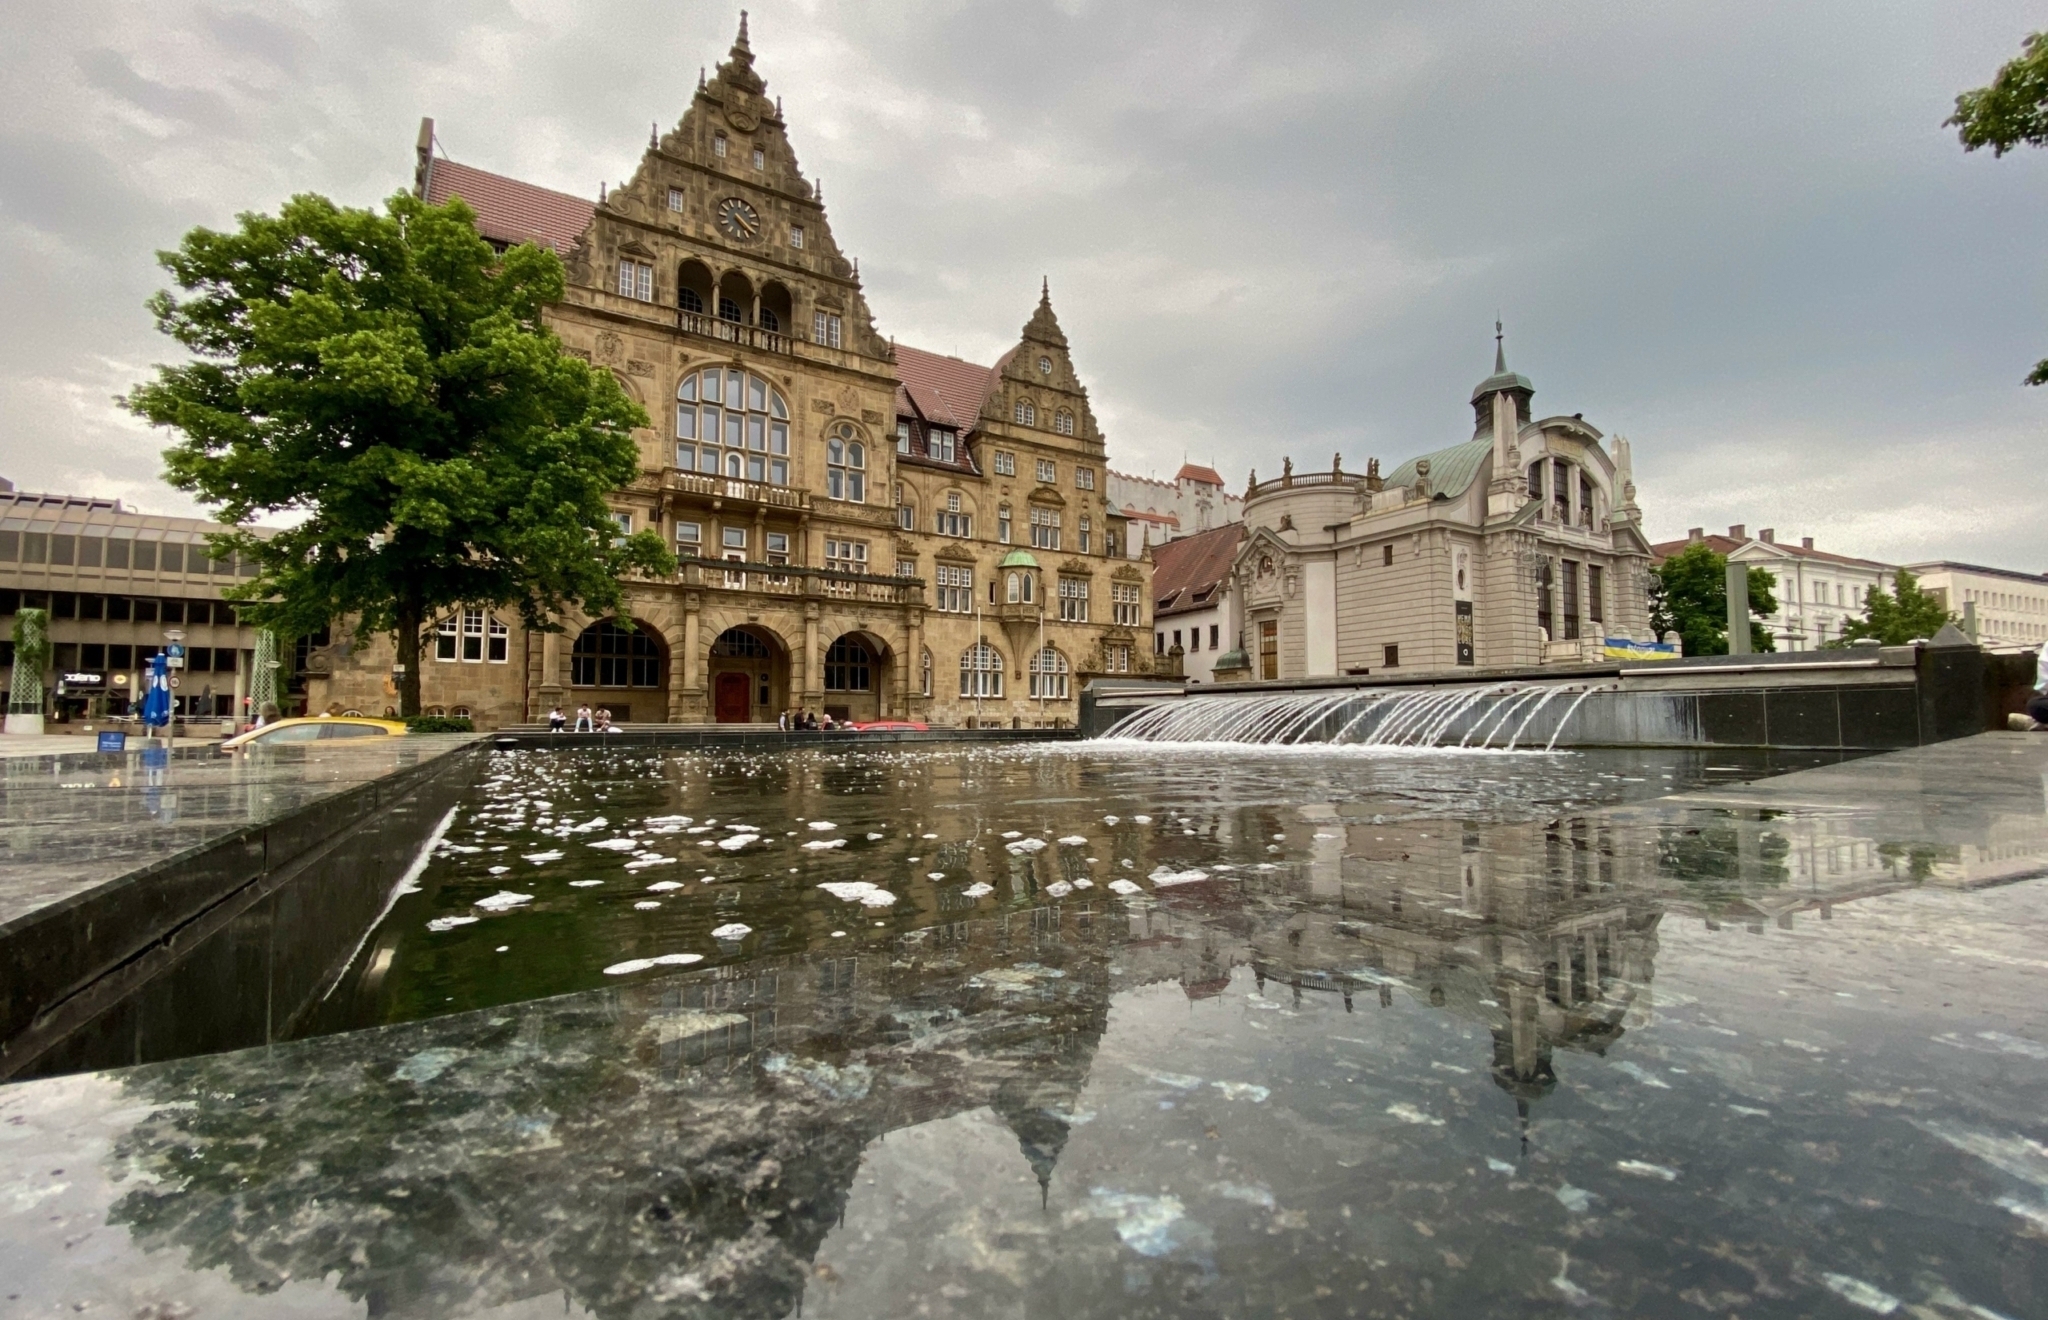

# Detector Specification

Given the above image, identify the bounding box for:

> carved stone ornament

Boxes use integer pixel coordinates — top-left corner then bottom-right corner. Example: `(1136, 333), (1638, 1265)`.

(595, 331), (624, 364)
(861, 409), (884, 425)
(626, 359), (655, 376)
(725, 95), (759, 132)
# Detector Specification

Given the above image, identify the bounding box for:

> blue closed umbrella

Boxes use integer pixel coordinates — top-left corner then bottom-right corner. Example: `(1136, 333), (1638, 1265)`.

(140, 653), (173, 729)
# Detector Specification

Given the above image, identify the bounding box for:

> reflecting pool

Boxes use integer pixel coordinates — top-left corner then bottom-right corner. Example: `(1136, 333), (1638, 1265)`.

(3, 740), (2045, 1319)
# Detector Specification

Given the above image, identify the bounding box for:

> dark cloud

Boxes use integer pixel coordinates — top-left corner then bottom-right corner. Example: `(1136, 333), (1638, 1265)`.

(0, 0), (2042, 567)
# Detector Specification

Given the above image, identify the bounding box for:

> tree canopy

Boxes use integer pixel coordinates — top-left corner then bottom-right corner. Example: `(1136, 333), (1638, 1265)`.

(1649, 542), (1778, 656)
(1949, 30), (2048, 384)
(1835, 569), (1955, 646)
(126, 191), (673, 714)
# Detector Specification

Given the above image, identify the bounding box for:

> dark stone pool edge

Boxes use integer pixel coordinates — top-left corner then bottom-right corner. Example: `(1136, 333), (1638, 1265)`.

(0, 739), (483, 1082)
(483, 727), (1082, 749)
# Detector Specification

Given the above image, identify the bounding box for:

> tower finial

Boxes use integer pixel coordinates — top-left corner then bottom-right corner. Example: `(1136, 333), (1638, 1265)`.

(698, 66), (706, 90)
(650, 121), (658, 149)
(1494, 317), (1506, 374)
(737, 9), (750, 50)
(1041, 274), (1050, 302)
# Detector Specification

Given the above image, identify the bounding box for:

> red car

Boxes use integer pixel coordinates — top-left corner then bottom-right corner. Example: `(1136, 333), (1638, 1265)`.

(851, 719), (930, 732)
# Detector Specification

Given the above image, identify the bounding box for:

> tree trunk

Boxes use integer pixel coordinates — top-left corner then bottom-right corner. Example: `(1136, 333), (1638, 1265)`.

(396, 597), (423, 717)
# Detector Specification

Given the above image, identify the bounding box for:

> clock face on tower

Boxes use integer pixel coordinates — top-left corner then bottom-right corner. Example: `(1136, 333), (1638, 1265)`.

(716, 197), (761, 241)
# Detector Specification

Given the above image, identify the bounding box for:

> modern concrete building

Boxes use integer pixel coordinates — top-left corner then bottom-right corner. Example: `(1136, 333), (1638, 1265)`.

(1651, 526), (1894, 652)
(0, 480), (271, 728)
(1212, 333), (1656, 681)
(1149, 523), (1244, 684)
(1903, 561), (2048, 651)
(308, 20), (1158, 728)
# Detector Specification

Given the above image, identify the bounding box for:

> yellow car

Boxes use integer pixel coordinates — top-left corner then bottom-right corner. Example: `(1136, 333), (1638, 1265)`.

(221, 716), (410, 749)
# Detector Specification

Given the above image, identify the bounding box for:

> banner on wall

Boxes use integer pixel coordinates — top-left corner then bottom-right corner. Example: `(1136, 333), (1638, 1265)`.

(1604, 638), (1680, 661)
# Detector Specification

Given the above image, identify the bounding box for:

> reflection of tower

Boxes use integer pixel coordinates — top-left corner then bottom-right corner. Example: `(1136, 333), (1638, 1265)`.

(993, 1081), (1078, 1209)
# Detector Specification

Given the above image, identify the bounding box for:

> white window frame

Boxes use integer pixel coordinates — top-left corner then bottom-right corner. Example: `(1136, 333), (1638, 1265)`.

(1036, 458), (1056, 484)
(617, 259), (653, 302)
(790, 224), (805, 249)
(993, 451), (1016, 477)
(1058, 576), (1089, 622)
(1074, 466), (1095, 491)
(667, 187), (685, 212)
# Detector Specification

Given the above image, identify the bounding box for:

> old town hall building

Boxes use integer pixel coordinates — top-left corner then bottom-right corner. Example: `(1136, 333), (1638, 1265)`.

(311, 19), (1157, 727)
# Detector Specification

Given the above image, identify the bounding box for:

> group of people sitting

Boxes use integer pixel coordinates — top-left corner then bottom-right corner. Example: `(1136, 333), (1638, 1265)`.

(778, 710), (844, 731)
(545, 705), (614, 733)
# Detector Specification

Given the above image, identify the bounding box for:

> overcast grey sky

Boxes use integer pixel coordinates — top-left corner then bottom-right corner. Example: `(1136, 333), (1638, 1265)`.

(1, 1), (2042, 566)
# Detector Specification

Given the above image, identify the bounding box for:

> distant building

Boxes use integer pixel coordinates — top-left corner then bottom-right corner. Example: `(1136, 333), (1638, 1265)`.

(1107, 463), (1242, 556)
(1149, 523), (1245, 684)
(1902, 561), (2048, 651)
(0, 478), (272, 725)
(1650, 526), (1893, 652)
(1221, 333), (1656, 680)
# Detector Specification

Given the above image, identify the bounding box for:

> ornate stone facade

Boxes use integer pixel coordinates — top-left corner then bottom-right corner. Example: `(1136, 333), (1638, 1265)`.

(1223, 333), (1656, 681)
(309, 20), (1157, 727)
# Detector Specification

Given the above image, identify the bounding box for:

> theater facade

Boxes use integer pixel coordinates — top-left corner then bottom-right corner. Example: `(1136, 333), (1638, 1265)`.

(308, 19), (1157, 727)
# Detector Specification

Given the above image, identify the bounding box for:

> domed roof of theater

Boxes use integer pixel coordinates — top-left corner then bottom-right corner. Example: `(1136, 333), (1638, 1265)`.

(1383, 438), (1493, 500)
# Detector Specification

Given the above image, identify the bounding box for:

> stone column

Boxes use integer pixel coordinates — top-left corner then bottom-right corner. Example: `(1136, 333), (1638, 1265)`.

(682, 595), (701, 695)
(537, 625), (564, 716)
(802, 601), (822, 701)
(904, 610), (924, 714)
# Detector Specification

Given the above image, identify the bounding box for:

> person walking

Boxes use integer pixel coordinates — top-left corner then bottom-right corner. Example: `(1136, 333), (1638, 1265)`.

(548, 706), (566, 733)
(574, 704), (594, 733)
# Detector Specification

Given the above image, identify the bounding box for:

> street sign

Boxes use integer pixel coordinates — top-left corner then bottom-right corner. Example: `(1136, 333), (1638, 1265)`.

(166, 643), (186, 670)
(168, 676), (181, 689)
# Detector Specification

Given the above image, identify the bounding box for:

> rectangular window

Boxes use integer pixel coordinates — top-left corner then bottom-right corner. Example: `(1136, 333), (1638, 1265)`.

(752, 147), (765, 169)
(896, 558), (916, 579)
(1562, 559), (1581, 640)
(460, 607), (485, 662)
(132, 540), (154, 571)
(998, 508), (1012, 544)
(617, 259), (653, 301)
(435, 615), (458, 661)
(935, 565), (973, 613)
(1029, 506), (1061, 550)
(0, 531), (14, 560)
(1058, 576), (1089, 622)
(488, 617), (509, 663)
(722, 526), (747, 551)
(675, 521), (703, 554)
(107, 597), (131, 621)
(993, 451), (1016, 477)
(713, 132), (728, 157)
(1537, 561), (1554, 641)
(134, 599), (158, 623)
(790, 224), (805, 249)
(1259, 620), (1278, 680)
(1382, 543), (1394, 567)
(1173, 630), (1182, 652)
(79, 537), (103, 567)
(667, 187), (685, 211)
(160, 543), (185, 574)
(1113, 582), (1142, 627)
(1155, 631), (1165, 655)
(1036, 459), (1056, 484)
(1106, 643), (1131, 673)
(187, 600), (211, 625)
(928, 429), (956, 463)
(1074, 467), (1095, 491)
(812, 312), (842, 348)
(897, 420), (911, 454)
(1588, 565), (1604, 625)
(21, 532), (46, 564)
(50, 535), (74, 566)
(104, 537), (129, 569)
(898, 504), (914, 531)
(1384, 643), (1400, 668)
(1079, 516), (1092, 554)
(824, 539), (867, 575)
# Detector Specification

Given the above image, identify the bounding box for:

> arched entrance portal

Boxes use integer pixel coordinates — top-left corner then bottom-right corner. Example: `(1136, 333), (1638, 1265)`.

(570, 618), (669, 722)
(708, 626), (789, 724)
(821, 631), (894, 724)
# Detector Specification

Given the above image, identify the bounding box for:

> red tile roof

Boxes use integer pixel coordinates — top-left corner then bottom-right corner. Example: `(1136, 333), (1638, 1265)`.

(1151, 523), (1244, 616)
(1176, 462), (1226, 486)
(894, 344), (997, 430)
(1121, 507), (1180, 525)
(422, 158), (594, 254)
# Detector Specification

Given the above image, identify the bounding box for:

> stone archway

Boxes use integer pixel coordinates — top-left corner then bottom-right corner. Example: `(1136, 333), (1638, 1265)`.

(569, 618), (670, 723)
(707, 625), (790, 724)
(820, 630), (893, 724)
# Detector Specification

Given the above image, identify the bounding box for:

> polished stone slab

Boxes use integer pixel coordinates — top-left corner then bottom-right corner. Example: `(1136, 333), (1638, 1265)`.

(0, 735), (2043, 1318)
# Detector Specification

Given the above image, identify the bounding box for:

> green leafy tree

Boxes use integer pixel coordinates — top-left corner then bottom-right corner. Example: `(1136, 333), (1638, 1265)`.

(1949, 30), (2048, 384)
(1649, 541), (1777, 656)
(125, 192), (674, 715)
(1836, 568), (1956, 646)
(8, 608), (50, 715)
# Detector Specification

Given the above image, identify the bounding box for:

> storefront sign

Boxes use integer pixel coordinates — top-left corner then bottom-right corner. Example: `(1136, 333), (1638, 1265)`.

(61, 672), (105, 687)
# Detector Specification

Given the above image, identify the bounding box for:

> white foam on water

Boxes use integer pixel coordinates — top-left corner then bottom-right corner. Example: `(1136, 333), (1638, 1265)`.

(802, 838), (846, 851)
(962, 882), (994, 898)
(473, 890), (533, 911)
(1108, 879), (1142, 895)
(426, 915), (478, 932)
(1616, 1160), (1678, 1181)
(808, 821), (838, 831)
(711, 922), (753, 940)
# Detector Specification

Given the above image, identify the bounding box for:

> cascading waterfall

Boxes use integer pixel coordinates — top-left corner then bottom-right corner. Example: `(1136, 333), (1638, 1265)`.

(1104, 681), (1618, 750)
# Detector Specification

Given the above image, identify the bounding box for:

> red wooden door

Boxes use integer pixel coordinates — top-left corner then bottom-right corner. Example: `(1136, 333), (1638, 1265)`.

(714, 672), (752, 723)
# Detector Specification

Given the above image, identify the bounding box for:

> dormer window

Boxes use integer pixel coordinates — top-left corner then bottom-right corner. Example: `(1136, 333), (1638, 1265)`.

(790, 224), (805, 249)
(713, 132), (728, 157)
(752, 147), (765, 169)
(667, 188), (685, 212)
(929, 429), (957, 463)
(896, 420), (911, 454)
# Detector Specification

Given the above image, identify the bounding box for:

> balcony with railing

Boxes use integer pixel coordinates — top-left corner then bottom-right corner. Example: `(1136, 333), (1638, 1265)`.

(676, 555), (924, 606)
(662, 469), (809, 512)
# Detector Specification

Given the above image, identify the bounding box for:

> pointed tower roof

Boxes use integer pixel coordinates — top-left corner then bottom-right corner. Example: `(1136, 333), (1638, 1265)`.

(1021, 276), (1069, 348)
(1470, 319), (1534, 404)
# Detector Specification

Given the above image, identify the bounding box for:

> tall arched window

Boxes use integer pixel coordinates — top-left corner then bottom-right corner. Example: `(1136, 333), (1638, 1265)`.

(1014, 399), (1036, 426)
(960, 642), (1004, 698)
(1527, 461), (1543, 500)
(571, 619), (662, 688)
(826, 423), (866, 502)
(824, 636), (872, 691)
(1006, 570), (1035, 604)
(921, 646), (933, 698)
(676, 367), (790, 485)
(1029, 647), (1069, 700)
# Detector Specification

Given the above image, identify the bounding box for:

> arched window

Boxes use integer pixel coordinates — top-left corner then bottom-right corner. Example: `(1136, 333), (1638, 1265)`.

(1578, 472), (1596, 527)
(824, 636), (873, 692)
(679, 287), (703, 313)
(571, 619), (662, 688)
(1006, 570), (1034, 604)
(676, 367), (790, 484)
(710, 627), (774, 658)
(826, 423), (866, 502)
(960, 642), (1004, 698)
(921, 646), (933, 698)
(1029, 647), (1069, 700)
(1014, 399), (1036, 426)
(1054, 409), (1075, 436)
